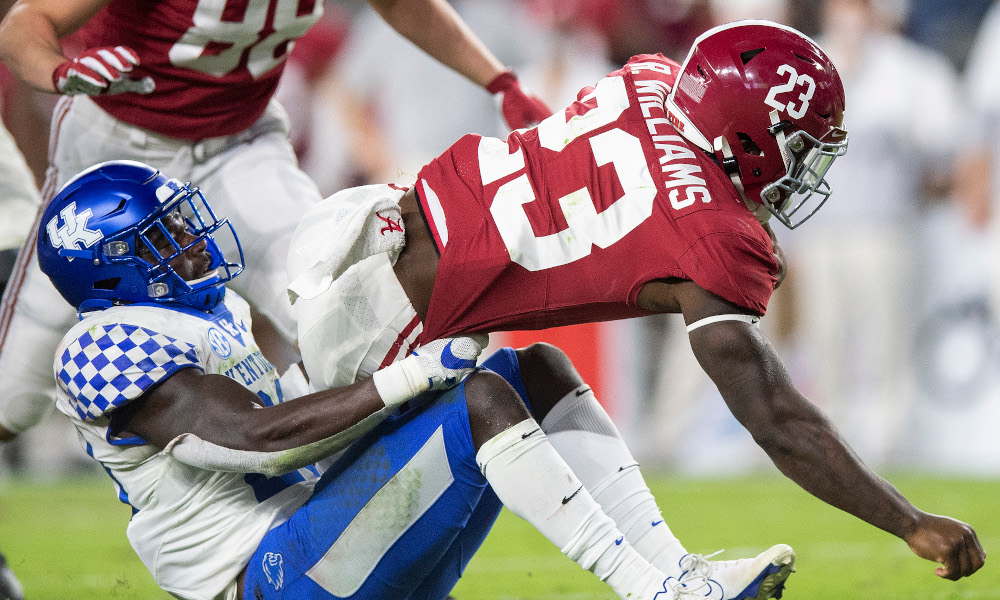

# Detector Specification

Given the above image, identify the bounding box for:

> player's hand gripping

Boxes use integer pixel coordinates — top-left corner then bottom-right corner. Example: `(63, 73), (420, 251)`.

(904, 512), (986, 580)
(372, 335), (489, 409)
(52, 46), (155, 96)
(411, 334), (488, 391)
(486, 71), (552, 130)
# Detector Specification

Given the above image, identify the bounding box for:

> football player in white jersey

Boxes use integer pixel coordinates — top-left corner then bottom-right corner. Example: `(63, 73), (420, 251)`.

(0, 0), (552, 445)
(38, 161), (800, 600)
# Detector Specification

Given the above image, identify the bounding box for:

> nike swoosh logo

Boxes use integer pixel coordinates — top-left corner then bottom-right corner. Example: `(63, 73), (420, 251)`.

(618, 463), (639, 472)
(651, 520), (663, 527)
(575, 387), (592, 397)
(561, 485), (584, 505)
(615, 536), (624, 545)
(521, 428), (541, 439)
(440, 340), (476, 370)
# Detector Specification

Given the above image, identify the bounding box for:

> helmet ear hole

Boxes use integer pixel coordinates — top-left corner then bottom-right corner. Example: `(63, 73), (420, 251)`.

(740, 48), (765, 64)
(737, 133), (763, 156)
(94, 277), (120, 291)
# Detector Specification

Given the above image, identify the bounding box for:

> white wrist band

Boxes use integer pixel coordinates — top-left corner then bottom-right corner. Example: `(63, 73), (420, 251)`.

(686, 313), (761, 333)
(372, 355), (430, 409)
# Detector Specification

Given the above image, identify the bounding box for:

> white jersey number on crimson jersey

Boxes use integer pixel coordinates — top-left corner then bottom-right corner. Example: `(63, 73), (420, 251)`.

(169, 0), (322, 78)
(482, 76), (656, 271)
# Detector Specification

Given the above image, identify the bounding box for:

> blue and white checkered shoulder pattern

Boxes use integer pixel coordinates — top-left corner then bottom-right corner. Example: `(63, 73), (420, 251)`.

(57, 323), (201, 422)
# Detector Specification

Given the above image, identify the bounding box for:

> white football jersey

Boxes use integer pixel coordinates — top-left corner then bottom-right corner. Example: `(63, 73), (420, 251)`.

(53, 291), (316, 600)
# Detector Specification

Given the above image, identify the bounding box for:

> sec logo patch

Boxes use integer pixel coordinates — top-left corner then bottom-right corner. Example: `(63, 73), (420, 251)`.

(207, 327), (232, 358)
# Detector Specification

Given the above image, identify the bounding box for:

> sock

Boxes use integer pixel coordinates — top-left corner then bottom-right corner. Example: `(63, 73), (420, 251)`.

(476, 419), (667, 600)
(540, 385), (688, 575)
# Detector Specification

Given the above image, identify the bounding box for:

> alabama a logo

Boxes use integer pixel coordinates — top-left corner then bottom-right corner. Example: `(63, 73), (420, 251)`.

(262, 552), (284, 591)
(46, 202), (102, 253)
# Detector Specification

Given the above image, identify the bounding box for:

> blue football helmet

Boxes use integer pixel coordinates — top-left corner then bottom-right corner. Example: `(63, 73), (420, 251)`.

(37, 160), (244, 313)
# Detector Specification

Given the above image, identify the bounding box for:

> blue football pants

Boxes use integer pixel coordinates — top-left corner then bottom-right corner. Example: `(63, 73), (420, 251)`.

(244, 348), (530, 600)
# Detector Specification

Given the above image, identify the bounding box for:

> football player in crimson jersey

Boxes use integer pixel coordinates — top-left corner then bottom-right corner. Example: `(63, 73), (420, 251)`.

(0, 0), (553, 444)
(286, 21), (985, 583)
(37, 160), (798, 600)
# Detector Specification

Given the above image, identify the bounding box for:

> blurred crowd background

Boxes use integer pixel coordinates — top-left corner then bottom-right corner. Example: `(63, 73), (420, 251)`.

(3, 0), (1000, 477)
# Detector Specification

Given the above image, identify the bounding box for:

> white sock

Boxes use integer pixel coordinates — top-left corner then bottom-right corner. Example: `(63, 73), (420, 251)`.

(476, 419), (667, 599)
(541, 386), (688, 575)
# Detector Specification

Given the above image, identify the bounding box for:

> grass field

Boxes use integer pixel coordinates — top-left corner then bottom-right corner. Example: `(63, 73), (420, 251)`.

(0, 473), (996, 599)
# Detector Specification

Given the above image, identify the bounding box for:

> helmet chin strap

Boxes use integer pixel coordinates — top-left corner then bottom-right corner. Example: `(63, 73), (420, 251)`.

(769, 109), (792, 170)
(713, 135), (772, 224)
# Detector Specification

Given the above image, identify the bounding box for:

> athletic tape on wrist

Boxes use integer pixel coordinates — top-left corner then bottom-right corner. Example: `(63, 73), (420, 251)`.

(372, 355), (429, 409)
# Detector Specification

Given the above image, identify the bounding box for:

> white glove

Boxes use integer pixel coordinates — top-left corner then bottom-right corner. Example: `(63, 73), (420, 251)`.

(372, 334), (489, 408)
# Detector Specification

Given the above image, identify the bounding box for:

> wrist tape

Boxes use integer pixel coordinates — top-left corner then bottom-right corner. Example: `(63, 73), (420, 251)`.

(372, 355), (430, 409)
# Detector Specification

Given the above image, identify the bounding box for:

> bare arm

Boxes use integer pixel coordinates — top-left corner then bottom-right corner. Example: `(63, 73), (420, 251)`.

(366, 0), (504, 88)
(0, 0), (111, 92)
(115, 368), (390, 456)
(672, 281), (986, 580)
(112, 335), (483, 474)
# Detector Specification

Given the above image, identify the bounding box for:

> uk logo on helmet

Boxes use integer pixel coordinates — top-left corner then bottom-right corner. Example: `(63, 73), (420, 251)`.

(45, 201), (102, 252)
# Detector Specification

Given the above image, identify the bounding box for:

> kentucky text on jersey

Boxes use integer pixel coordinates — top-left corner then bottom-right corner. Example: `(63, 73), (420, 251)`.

(223, 348), (276, 389)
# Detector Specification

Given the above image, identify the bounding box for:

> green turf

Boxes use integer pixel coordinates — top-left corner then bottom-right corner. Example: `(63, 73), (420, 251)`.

(0, 473), (996, 599)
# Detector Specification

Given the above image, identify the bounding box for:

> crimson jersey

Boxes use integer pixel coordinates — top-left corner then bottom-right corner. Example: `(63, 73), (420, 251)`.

(79, 0), (322, 139)
(415, 54), (778, 339)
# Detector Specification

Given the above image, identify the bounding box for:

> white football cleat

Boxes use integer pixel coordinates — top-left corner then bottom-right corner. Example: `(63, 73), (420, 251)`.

(658, 544), (795, 600)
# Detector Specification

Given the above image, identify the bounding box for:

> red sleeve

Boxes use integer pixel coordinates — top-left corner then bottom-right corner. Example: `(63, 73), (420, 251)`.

(677, 231), (778, 314)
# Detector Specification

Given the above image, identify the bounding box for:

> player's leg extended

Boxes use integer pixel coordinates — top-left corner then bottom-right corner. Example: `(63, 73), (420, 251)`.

(513, 343), (795, 599)
(469, 354), (669, 600)
(0, 239), (75, 440)
(246, 366), (669, 600)
(0, 96), (105, 441)
(508, 343), (688, 572)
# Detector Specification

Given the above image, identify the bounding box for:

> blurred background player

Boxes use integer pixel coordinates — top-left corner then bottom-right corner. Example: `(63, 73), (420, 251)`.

(775, 0), (963, 465)
(0, 121), (38, 300)
(916, 0), (1000, 470)
(0, 0), (553, 446)
(0, 119), (31, 600)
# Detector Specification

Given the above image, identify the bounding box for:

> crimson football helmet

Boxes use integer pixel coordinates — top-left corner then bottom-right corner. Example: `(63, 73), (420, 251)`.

(666, 20), (848, 228)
